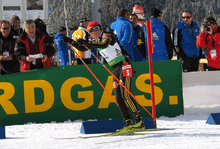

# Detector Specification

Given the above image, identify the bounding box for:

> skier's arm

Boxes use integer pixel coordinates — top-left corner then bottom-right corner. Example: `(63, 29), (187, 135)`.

(61, 36), (88, 51)
(77, 38), (111, 49)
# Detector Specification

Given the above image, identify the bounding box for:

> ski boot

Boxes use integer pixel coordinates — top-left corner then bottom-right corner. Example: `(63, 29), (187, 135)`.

(116, 119), (134, 135)
(131, 115), (145, 131)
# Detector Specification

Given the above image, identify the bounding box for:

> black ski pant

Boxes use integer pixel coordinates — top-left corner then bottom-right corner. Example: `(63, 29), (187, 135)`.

(112, 60), (139, 121)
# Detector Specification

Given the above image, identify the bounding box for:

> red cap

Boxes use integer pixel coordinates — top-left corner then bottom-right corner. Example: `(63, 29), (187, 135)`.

(87, 21), (101, 33)
(132, 5), (144, 15)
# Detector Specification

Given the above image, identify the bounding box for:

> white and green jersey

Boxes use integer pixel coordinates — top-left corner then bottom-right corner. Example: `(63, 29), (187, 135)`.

(98, 42), (125, 66)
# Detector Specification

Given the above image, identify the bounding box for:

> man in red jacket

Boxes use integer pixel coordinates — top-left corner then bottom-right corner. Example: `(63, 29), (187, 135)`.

(15, 19), (55, 72)
(197, 17), (220, 71)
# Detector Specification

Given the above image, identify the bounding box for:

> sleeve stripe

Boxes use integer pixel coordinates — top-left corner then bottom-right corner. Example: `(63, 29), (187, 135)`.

(128, 22), (133, 43)
(174, 28), (179, 47)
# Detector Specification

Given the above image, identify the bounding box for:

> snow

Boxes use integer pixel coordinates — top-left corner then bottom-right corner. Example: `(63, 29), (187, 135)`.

(1, 71), (220, 149)
(1, 114), (220, 149)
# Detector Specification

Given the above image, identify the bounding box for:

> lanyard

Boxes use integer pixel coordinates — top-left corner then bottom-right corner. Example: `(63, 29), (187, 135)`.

(184, 24), (193, 34)
(209, 34), (215, 49)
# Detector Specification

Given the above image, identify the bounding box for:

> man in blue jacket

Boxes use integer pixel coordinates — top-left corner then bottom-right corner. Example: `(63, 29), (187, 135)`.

(172, 11), (200, 72)
(129, 13), (145, 62)
(54, 27), (70, 66)
(110, 9), (134, 61)
(139, 8), (173, 61)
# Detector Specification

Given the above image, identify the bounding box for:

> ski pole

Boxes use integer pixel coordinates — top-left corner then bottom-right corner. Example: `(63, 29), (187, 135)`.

(69, 45), (118, 106)
(88, 48), (153, 118)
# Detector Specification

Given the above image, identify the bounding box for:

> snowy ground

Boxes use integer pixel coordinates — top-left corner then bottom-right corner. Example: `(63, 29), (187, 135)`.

(1, 71), (220, 149)
(1, 113), (220, 149)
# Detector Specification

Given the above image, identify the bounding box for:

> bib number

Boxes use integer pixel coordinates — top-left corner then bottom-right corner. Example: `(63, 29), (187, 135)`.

(122, 64), (132, 77)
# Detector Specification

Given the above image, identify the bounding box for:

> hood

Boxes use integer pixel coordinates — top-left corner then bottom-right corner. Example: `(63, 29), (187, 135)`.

(54, 32), (65, 39)
(151, 17), (164, 28)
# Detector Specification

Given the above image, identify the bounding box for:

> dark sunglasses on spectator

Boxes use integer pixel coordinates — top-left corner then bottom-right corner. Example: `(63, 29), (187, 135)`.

(182, 16), (192, 19)
(1, 27), (10, 30)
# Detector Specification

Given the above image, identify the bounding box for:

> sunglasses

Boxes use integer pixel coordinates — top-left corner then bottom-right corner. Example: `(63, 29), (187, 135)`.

(1, 27), (10, 30)
(182, 16), (192, 19)
(88, 25), (100, 33)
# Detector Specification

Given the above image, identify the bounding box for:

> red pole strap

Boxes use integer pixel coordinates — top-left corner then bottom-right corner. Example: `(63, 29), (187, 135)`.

(146, 20), (157, 126)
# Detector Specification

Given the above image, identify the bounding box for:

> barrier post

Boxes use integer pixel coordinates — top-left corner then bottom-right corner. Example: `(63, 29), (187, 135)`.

(146, 20), (157, 127)
(0, 126), (5, 139)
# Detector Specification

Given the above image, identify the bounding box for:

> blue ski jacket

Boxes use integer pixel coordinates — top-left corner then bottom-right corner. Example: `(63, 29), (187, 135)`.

(110, 17), (134, 61)
(173, 20), (200, 59)
(132, 25), (145, 62)
(54, 32), (69, 66)
(144, 17), (169, 61)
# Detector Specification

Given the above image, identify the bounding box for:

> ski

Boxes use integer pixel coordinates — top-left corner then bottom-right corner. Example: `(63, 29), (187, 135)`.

(51, 128), (173, 139)
(52, 131), (152, 139)
(79, 131), (152, 139)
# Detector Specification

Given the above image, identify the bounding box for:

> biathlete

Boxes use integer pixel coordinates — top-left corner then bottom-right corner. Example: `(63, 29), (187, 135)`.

(63, 21), (145, 134)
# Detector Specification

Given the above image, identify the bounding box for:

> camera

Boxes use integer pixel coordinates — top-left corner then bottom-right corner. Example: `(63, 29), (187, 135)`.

(202, 22), (211, 31)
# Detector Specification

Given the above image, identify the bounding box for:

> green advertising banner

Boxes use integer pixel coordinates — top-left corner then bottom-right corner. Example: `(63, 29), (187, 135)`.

(0, 60), (183, 126)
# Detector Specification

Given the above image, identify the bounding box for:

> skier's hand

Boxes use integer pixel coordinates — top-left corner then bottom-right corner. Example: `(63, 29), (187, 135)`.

(62, 36), (74, 44)
(77, 39), (88, 45)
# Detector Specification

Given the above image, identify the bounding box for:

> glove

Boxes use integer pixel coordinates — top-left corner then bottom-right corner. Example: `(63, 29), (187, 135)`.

(77, 39), (88, 45)
(62, 36), (74, 44)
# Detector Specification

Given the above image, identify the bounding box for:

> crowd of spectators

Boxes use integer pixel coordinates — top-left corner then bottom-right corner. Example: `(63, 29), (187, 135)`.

(0, 7), (218, 75)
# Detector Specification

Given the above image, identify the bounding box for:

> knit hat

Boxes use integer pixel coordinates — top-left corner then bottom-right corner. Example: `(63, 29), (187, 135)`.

(9, 15), (20, 27)
(87, 21), (101, 33)
(204, 17), (217, 24)
(151, 8), (162, 18)
(60, 26), (66, 32)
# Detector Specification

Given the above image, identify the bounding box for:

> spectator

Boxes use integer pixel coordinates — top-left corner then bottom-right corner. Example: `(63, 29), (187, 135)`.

(72, 18), (92, 64)
(197, 17), (220, 71)
(34, 18), (47, 33)
(172, 10), (200, 72)
(129, 13), (145, 62)
(139, 8), (173, 61)
(14, 19), (55, 72)
(0, 20), (20, 75)
(34, 18), (63, 66)
(9, 15), (23, 37)
(54, 26), (70, 66)
(110, 8), (134, 61)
